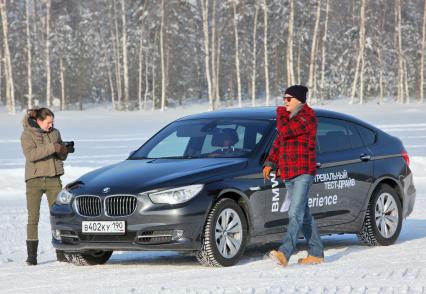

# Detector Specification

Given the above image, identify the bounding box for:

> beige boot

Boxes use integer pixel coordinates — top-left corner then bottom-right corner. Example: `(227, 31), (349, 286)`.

(268, 250), (288, 267)
(297, 255), (324, 265)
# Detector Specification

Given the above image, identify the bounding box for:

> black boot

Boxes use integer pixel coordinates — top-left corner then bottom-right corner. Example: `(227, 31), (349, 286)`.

(56, 250), (67, 262)
(26, 240), (38, 265)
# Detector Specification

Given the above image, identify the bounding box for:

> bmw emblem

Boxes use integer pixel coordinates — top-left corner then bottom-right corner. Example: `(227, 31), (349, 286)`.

(102, 187), (111, 194)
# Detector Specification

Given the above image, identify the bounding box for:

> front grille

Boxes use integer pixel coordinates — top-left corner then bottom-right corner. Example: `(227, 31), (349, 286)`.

(76, 196), (102, 217)
(105, 195), (137, 217)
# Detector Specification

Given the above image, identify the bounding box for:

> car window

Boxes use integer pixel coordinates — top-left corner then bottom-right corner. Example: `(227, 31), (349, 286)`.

(201, 124), (246, 153)
(317, 118), (352, 153)
(256, 132), (263, 144)
(147, 131), (190, 158)
(355, 124), (376, 146)
(347, 123), (364, 149)
(132, 119), (271, 159)
(262, 130), (278, 163)
(201, 134), (215, 154)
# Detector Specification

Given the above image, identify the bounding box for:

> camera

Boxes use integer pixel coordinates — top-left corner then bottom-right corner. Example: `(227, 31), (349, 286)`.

(63, 141), (75, 153)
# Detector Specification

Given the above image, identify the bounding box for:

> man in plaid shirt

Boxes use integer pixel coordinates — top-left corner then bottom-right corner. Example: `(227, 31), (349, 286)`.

(263, 85), (324, 266)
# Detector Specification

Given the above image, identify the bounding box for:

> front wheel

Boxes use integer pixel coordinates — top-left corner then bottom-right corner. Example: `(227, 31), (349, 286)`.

(196, 198), (248, 267)
(65, 250), (113, 266)
(357, 184), (402, 246)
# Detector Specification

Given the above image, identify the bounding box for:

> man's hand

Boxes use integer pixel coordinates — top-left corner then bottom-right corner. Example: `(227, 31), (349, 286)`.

(277, 106), (289, 127)
(54, 143), (67, 155)
(263, 166), (272, 181)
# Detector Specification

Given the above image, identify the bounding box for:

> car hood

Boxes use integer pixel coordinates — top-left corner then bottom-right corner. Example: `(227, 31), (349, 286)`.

(72, 158), (248, 195)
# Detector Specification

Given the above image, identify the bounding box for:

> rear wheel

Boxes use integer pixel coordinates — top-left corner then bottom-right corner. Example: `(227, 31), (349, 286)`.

(65, 250), (113, 266)
(196, 198), (248, 267)
(357, 184), (402, 246)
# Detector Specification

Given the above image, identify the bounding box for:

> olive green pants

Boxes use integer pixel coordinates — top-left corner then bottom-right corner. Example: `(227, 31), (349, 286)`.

(26, 177), (62, 240)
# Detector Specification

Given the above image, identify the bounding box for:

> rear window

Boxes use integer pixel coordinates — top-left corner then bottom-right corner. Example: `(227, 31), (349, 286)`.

(347, 123), (364, 149)
(354, 124), (376, 146)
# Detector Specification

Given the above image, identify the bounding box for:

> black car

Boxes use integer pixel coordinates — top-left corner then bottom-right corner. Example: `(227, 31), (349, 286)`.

(50, 107), (416, 267)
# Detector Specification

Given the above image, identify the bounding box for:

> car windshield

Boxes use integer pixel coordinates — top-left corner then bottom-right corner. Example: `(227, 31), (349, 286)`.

(130, 118), (272, 159)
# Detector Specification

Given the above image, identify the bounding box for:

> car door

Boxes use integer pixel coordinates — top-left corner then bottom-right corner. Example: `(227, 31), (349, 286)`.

(213, 119), (275, 236)
(312, 117), (374, 227)
(261, 117), (374, 234)
(259, 130), (290, 235)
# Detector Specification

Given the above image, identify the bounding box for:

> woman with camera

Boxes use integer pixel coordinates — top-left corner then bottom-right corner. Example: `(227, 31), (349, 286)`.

(20, 108), (71, 265)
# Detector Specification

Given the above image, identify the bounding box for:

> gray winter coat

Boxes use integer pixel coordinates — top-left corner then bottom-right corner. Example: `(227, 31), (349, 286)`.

(21, 114), (67, 181)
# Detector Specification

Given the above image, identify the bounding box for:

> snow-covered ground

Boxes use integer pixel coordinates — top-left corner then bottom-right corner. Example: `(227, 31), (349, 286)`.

(0, 100), (425, 293)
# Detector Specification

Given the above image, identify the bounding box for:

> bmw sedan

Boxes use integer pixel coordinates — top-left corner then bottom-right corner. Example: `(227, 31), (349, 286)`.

(50, 107), (416, 267)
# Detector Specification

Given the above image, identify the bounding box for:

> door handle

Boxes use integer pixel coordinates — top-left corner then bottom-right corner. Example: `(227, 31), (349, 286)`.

(360, 154), (371, 161)
(316, 162), (322, 168)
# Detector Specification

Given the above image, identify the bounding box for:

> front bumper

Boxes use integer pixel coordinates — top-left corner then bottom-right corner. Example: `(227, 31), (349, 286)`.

(50, 193), (211, 252)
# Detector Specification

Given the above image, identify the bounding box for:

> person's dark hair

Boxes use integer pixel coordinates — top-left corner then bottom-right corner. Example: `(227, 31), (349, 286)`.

(27, 108), (54, 121)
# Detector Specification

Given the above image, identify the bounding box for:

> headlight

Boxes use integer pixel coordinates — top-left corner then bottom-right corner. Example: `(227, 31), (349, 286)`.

(56, 189), (74, 205)
(145, 184), (204, 205)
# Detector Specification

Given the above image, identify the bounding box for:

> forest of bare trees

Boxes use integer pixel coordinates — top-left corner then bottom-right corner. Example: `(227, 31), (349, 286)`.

(0, 0), (425, 114)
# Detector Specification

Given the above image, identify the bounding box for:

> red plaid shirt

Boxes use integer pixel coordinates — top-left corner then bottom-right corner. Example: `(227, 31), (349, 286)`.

(265, 104), (317, 180)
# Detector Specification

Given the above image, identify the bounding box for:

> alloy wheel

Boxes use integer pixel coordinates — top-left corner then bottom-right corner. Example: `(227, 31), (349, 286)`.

(374, 192), (399, 238)
(214, 208), (243, 258)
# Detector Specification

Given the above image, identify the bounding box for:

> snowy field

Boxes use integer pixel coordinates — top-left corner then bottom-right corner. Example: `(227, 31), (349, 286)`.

(0, 100), (425, 293)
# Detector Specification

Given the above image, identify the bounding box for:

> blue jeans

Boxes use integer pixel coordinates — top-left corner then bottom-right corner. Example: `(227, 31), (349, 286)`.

(279, 174), (324, 259)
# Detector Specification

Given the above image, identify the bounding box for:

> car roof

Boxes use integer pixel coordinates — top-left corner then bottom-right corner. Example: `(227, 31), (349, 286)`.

(177, 106), (378, 130)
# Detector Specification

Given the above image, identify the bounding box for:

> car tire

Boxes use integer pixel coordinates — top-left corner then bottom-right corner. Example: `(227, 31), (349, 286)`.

(196, 198), (248, 267)
(357, 184), (402, 246)
(65, 250), (113, 266)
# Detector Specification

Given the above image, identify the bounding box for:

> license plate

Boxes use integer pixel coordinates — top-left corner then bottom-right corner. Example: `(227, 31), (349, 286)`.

(82, 221), (126, 234)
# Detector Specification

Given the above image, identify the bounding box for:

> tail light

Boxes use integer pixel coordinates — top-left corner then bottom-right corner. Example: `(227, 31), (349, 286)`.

(401, 149), (410, 166)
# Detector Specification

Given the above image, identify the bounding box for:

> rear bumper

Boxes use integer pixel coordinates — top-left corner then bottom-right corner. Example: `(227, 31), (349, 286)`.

(402, 171), (416, 218)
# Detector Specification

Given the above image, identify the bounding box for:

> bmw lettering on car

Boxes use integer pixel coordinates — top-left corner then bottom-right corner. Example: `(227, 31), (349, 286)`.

(50, 107), (416, 266)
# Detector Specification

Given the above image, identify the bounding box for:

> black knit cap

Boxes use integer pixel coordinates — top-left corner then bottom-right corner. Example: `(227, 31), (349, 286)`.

(284, 85), (308, 103)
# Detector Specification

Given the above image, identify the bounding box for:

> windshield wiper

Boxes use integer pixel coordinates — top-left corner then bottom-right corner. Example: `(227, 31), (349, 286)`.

(148, 155), (207, 159)
(128, 156), (148, 160)
(158, 156), (198, 159)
